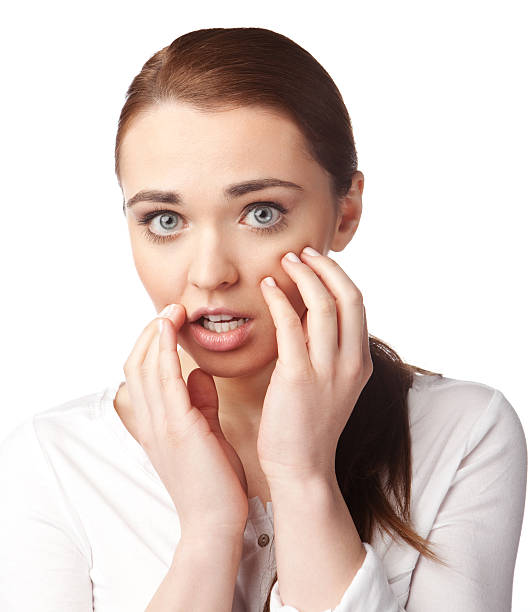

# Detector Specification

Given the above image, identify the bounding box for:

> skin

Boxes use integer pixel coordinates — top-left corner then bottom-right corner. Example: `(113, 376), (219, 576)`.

(115, 100), (364, 504)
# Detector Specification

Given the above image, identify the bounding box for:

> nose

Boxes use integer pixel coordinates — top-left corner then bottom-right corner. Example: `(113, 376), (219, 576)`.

(186, 230), (239, 290)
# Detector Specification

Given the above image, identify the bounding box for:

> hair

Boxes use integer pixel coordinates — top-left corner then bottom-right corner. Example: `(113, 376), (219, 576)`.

(114, 27), (449, 610)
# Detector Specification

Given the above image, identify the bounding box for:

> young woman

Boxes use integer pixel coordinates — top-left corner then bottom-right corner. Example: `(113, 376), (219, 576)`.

(0, 27), (527, 612)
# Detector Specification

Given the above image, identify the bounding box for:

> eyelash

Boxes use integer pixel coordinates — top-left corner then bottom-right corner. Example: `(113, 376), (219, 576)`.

(137, 202), (289, 244)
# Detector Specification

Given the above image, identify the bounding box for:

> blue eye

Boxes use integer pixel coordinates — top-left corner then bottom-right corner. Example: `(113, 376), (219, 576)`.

(137, 211), (183, 244)
(242, 202), (288, 234)
(136, 201), (289, 244)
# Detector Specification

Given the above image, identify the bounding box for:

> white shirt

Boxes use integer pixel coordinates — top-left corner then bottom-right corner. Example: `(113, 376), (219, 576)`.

(0, 371), (527, 611)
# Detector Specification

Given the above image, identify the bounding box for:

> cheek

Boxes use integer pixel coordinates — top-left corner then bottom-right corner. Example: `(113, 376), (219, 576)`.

(133, 254), (187, 306)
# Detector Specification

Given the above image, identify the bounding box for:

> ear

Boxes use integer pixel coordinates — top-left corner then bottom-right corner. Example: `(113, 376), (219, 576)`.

(329, 171), (364, 252)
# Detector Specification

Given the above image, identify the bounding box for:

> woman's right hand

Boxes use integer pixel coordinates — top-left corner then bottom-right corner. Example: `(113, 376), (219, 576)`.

(121, 303), (249, 538)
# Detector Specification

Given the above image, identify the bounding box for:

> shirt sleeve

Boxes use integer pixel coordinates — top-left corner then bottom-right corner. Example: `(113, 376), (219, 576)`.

(269, 389), (527, 612)
(0, 418), (93, 611)
(405, 390), (527, 611)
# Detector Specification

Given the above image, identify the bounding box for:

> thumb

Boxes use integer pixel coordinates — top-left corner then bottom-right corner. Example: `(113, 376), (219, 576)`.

(186, 368), (224, 437)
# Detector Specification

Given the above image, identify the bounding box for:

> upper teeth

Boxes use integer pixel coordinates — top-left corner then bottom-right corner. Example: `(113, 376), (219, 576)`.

(203, 314), (238, 322)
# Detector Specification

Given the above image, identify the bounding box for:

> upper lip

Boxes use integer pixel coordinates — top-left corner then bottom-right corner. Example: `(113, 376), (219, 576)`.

(188, 307), (253, 323)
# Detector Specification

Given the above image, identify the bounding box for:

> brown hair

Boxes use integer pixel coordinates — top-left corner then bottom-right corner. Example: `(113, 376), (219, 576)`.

(114, 27), (449, 610)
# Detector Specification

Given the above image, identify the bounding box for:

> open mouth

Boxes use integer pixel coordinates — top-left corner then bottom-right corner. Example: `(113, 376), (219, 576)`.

(189, 316), (254, 351)
(196, 316), (251, 333)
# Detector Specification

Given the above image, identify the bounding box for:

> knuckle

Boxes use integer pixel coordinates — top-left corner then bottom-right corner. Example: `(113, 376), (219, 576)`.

(347, 288), (364, 306)
(279, 362), (314, 384)
(316, 296), (336, 316)
(348, 356), (373, 382)
(166, 411), (202, 446)
(329, 259), (344, 276)
(122, 360), (136, 377)
(296, 367), (315, 384)
(346, 354), (364, 376)
(283, 314), (303, 331)
(159, 345), (174, 360)
(139, 364), (151, 381)
(159, 371), (173, 391)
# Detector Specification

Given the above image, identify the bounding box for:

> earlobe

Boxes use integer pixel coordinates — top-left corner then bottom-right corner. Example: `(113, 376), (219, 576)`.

(329, 172), (363, 252)
(356, 170), (364, 196)
(329, 216), (360, 252)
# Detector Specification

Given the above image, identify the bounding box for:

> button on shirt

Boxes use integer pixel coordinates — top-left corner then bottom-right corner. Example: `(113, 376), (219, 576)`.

(0, 372), (527, 611)
(258, 533), (270, 547)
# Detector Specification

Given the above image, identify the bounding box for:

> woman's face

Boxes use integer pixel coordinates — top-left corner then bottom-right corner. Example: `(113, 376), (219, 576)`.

(119, 102), (346, 378)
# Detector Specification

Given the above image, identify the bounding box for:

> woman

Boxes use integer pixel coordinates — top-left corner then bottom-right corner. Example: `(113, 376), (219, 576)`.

(0, 27), (527, 612)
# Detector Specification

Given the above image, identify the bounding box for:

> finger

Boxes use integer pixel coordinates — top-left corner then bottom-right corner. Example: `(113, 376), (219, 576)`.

(280, 251), (338, 371)
(123, 304), (186, 372)
(157, 316), (196, 436)
(122, 317), (165, 428)
(300, 247), (366, 362)
(124, 318), (162, 373)
(123, 306), (186, 431)
(140, 321), (166, 428)
(361, 305), (372, 371)
(187, 368), (223, 437)
(259, 275), (310, 375)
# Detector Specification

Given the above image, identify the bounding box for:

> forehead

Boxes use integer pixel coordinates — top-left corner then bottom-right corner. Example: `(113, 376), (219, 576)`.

(119, 102), (323, 199)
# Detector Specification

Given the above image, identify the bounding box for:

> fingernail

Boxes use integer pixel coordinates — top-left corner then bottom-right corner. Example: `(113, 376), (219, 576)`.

(157, 304), (178, 318)
(263, 276), (276, 287)
(285, 251), (301, 263)
(302, 246), (320, 257)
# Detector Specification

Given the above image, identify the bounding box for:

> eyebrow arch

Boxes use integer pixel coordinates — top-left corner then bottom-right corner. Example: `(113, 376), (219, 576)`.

(124, 178), (304, 209)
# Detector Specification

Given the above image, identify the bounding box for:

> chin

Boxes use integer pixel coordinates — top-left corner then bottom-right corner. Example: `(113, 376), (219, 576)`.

(179, 336), (277, 379)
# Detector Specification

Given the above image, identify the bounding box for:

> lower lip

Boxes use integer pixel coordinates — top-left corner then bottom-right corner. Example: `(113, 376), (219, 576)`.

(189, 319), (253, 351)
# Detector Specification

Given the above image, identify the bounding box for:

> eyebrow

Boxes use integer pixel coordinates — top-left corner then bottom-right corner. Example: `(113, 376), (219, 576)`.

(124, 178), (304, 209)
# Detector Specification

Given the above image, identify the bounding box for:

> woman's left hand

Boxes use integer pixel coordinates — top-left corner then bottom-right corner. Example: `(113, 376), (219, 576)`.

(257, 246), (373, 485)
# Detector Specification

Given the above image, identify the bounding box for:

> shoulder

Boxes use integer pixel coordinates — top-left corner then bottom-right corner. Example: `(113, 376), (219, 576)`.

(408, 373), (527, 477)
(409, 373), (499, 420)
(0, 385), (114, 469)
(0, 393), (99, 568)
(409, 373), (524, 434)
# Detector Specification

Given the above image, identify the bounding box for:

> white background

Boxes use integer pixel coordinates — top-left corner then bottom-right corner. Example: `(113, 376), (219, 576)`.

(1, 0), (530, 608)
